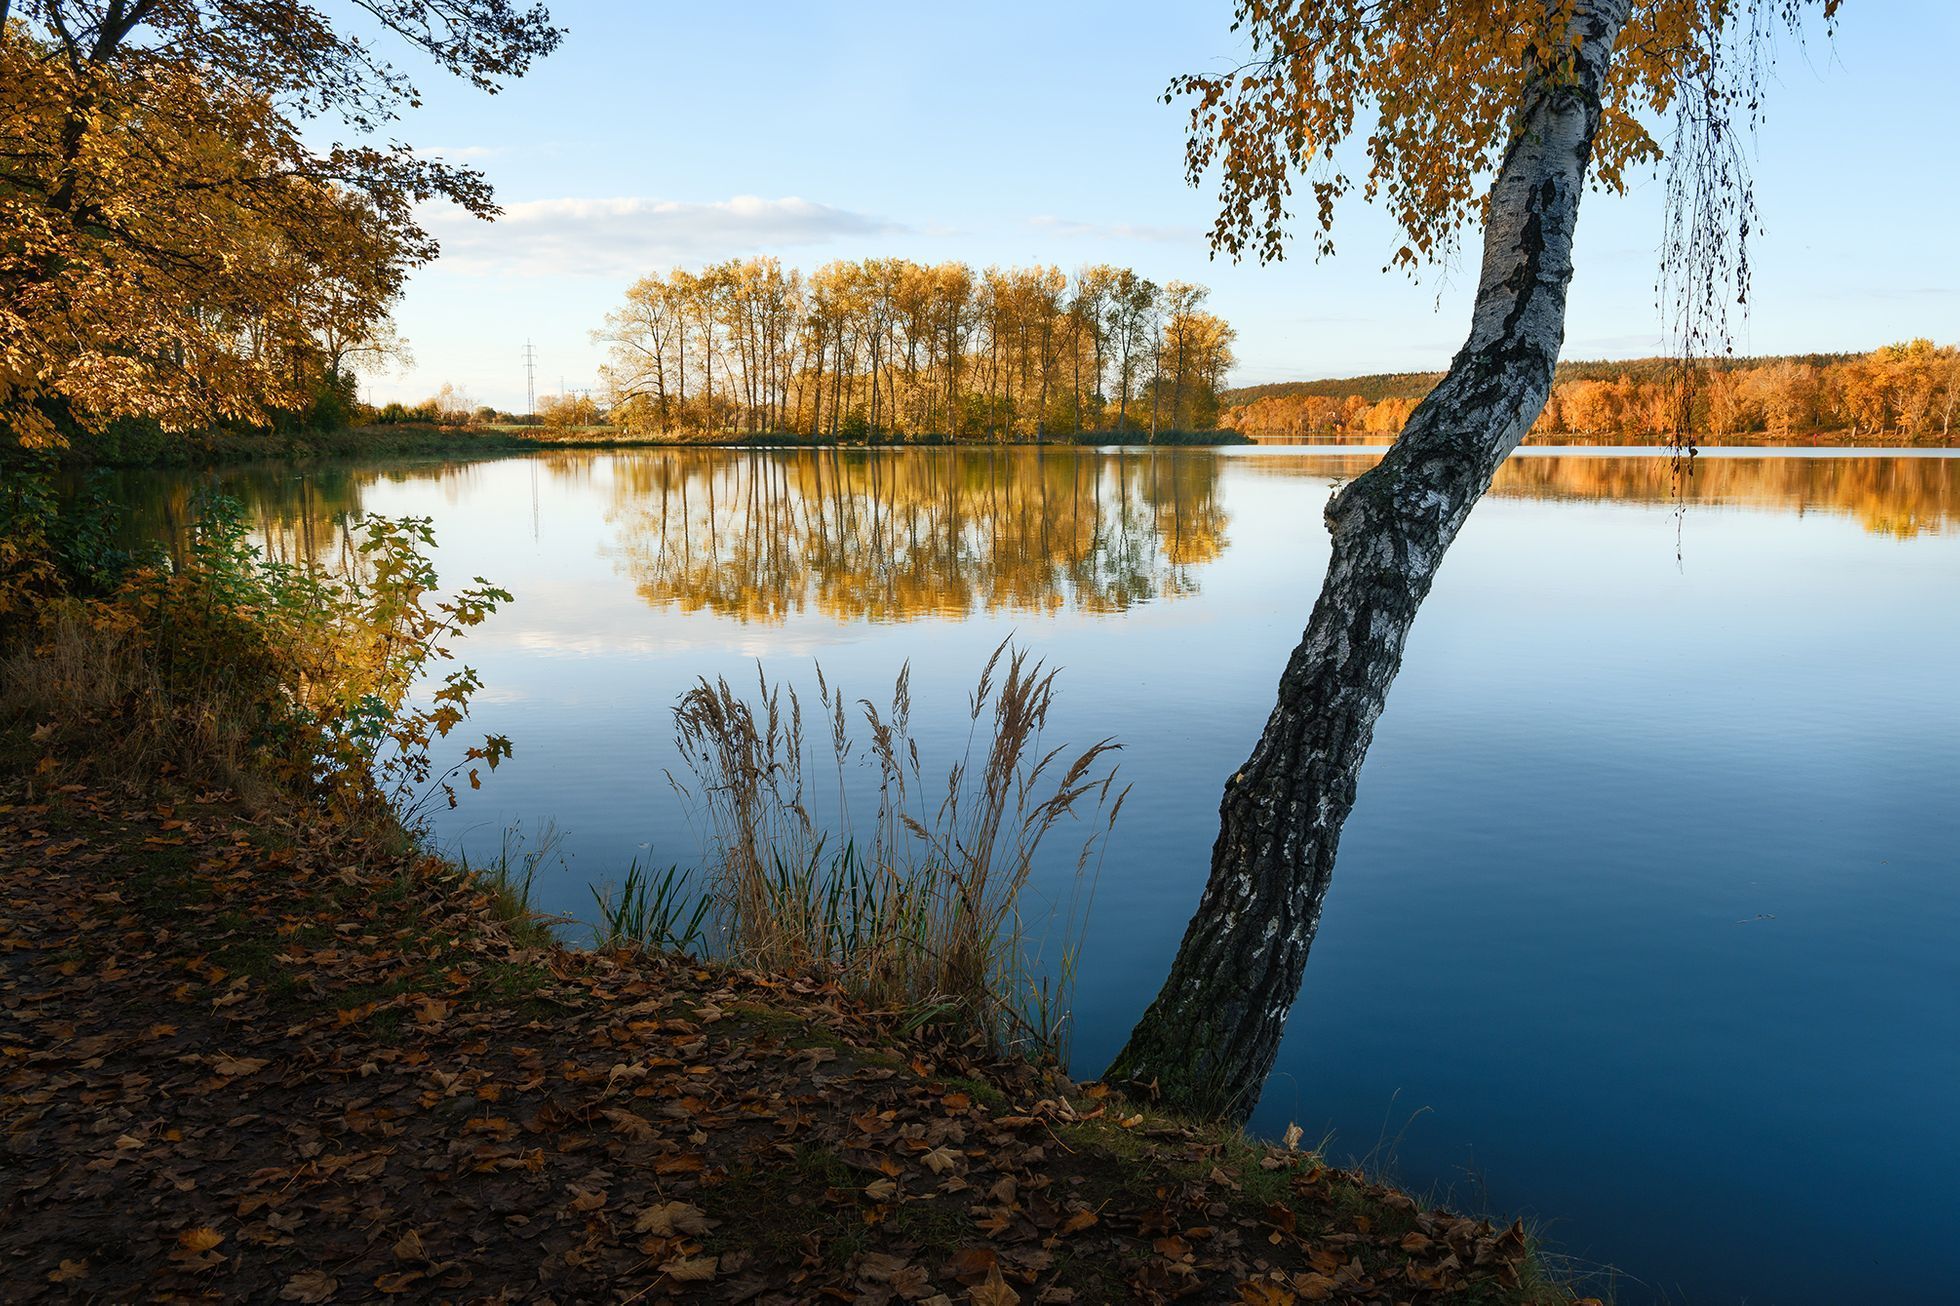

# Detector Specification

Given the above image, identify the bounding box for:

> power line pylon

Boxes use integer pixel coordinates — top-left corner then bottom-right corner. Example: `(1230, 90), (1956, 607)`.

(522, 339), (538, 421)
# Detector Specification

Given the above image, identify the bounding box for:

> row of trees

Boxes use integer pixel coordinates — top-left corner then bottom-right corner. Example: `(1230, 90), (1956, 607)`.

(1224, 342), (1960, 442)
(597, 258), (1237, 441)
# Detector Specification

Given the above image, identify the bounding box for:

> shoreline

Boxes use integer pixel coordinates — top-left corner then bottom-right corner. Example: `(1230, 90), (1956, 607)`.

(14, 421), (1950, 473)
(17, 425), (1255, 470)
(0, 762), (1587, 1303)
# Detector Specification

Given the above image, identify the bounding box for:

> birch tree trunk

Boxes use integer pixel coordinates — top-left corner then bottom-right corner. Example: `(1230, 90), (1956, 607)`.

(1106, 0), (1633, 1121)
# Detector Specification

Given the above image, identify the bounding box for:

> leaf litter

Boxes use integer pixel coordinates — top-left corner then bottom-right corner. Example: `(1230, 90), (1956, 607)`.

(0, 778), (1573, 1303)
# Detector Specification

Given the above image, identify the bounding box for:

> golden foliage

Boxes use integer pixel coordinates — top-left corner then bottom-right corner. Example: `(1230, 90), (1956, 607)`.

(1, 2), (559, 446)
(600, 258), (1236, 440)
(1172, 0), (1837, 267)
(1225, 343), (1960, 444)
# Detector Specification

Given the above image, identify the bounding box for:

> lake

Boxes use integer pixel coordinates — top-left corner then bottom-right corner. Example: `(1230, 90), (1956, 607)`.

(107, 445), (1960, 1304)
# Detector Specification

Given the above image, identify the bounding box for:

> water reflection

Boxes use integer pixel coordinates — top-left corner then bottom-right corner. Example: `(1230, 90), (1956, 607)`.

(98, 448), (1960, 615)
(599, 447), (1227, 622)
(1246, 449), (1960, 539)
(83, 443), (1960, 1302)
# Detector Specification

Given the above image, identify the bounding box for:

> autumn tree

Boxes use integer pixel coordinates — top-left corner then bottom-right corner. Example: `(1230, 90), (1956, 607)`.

(1106, 0), (1839, 1119)
(1106, 271), (1160, 433)
(1, 0), (560, 448)
(1225, 346), (1960, 444)
(596, 258), (1232, 444)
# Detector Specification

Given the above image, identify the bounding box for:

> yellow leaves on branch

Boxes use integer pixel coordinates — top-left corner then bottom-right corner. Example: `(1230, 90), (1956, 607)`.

(0, 37), (405, 446)
(2, 0), (558, 448)
(1175, 0), (1835, 266)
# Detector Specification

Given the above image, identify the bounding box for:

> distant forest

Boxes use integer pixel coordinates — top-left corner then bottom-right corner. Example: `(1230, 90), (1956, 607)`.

(1224, 344), (1960, 441)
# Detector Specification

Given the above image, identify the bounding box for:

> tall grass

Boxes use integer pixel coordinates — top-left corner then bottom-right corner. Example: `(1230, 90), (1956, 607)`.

(667, 640), (1126, 1060)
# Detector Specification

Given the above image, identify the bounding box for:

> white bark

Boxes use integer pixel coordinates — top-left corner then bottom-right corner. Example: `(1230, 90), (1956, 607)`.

(1108, 0), (1635, 1119)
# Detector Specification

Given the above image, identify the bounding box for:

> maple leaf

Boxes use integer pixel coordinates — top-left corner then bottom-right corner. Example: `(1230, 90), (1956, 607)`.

(970, 1265), (1022, 1306)
(1236, 1282), (1297, 1306)
(47, 1259), (88, 1284)
(659, 1254), (718, 1282)
(600, 1107), (656, 1141)
(210, 1054), (268, 1077)
(177, 1227), (224, 1253)
(279, 1270), (339, 1302)
(1290, 1271), (1339, 1302)
(945, 1247), (999, 1281)
(634, 1201), (712, 1237)
(920, 1144), (961, 1175)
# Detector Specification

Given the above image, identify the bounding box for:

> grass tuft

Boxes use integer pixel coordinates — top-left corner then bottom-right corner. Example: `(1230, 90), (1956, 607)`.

(666, 638), (1127, 1061)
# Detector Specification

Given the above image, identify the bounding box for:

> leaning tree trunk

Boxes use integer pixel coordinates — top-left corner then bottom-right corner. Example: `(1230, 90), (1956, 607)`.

(1106, 0), (1633, 1121)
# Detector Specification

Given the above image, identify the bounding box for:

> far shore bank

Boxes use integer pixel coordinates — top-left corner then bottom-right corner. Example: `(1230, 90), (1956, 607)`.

(17, 424), (1256, 469)
(12, 421), (1953, 472)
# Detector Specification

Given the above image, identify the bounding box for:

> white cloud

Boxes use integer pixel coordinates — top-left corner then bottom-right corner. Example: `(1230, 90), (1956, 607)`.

(1027, 214), (1205, 244)
(415, 144), (503, 161)
(425, 194), (904, 277)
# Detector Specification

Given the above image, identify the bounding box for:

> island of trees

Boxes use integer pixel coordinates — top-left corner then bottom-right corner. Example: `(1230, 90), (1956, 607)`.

(594, 258), (1238, 442)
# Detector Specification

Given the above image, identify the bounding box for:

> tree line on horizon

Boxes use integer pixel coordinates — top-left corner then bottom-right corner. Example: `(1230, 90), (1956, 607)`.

(1224, 340), (1960, 442)
(593, 257), (1238, 441)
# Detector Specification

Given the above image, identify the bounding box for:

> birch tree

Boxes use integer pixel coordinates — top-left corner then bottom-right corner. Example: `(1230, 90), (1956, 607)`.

(1106, 0), (1839, 1119)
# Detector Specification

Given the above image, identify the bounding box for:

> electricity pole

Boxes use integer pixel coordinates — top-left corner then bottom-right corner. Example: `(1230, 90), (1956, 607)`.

(523, 340), (538, 422)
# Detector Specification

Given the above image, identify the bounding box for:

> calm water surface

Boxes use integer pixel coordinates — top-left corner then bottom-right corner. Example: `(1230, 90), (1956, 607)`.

(116, 446), (1960, 1304)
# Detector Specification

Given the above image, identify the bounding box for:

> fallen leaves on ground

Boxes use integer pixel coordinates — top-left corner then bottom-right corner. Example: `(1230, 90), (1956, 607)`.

(0, 778), (1569, 1303)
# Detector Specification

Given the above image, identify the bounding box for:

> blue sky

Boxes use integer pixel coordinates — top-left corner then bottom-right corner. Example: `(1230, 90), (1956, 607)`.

(366, 1), (1960, 410)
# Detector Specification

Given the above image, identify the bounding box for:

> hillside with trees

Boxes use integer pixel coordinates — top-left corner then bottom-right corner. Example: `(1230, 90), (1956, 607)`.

(1223, 343), (1960, 443)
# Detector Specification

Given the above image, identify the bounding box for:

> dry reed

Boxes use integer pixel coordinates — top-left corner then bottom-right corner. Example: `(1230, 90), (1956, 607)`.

(666, 639), (1126, 1059)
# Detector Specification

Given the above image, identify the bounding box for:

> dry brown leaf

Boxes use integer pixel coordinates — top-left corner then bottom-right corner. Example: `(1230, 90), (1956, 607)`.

(970, 1265), (1021, 1306)
(660, 1254), (718, 1282)
(634, 1201), (711, 1237)
(279, 1270), (339, 1303)
(176, 1227), (224, 1253)
(210, 1055), (267, 1078)
(1236, 1282), (1297, 1306)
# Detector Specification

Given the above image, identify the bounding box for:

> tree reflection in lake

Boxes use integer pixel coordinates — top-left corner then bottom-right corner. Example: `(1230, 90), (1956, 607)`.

(598, 447), (1228, 622)
(97, 448), (1958, 610)
(1244, 448), (1959, 539)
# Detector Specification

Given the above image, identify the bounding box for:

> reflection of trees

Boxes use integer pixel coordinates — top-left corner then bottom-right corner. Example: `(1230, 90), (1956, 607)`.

(90, 459), (490, 565)
(99, 448), (1954, 614)
(1248, 452), (1960, 539)
(602, 447), (1230, 622)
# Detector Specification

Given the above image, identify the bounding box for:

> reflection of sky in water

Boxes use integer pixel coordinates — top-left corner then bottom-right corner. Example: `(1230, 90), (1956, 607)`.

(118, 447), (1960, 1304)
